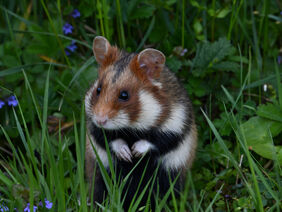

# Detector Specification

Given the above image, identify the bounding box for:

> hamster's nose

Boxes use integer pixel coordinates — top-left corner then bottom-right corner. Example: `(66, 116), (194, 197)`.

(96, 115), (108, 126)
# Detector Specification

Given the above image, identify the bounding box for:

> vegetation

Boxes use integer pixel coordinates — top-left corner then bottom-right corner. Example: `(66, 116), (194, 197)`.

(0, 0), (281, 211)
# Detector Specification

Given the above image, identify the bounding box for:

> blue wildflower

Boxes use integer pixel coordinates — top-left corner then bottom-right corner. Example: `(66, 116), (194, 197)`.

(180, 48), (188, 56)
(44, 199), (53, 209)
(0, 203), (9, 212)
(7, 96), (18, 107)
(278, 56), (281, 65)
(0, 100), (5, 109)
(62, 23), (73, 35)
(67, 41), (77, 52)
(65, 49), (71, 56)
(71, 9), (80, 18)
(38, 202), (43, 207)
(24, 203), (37, 212)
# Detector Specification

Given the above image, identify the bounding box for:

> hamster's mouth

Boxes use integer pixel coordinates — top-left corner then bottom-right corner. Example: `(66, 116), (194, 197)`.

(91, 111), (130, 130)
(93, 118), (119, 130)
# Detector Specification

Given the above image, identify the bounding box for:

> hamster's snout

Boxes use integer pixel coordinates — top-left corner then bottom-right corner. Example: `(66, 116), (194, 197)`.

(95, 115), (108, 126)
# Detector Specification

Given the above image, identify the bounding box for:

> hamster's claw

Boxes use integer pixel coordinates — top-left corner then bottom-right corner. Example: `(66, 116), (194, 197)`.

(110, 139), (132, 162)
(117, 145), (132, 162)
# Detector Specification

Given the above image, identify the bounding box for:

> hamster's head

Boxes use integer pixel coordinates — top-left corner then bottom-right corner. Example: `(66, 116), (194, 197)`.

(85, 36), (166, 130)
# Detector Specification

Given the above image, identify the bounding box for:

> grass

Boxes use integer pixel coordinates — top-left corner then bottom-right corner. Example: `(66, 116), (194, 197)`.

(0, 0), (281, 211)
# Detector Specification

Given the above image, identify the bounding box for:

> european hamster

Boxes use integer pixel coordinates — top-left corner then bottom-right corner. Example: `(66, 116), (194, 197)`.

(85, 36), (197, 210)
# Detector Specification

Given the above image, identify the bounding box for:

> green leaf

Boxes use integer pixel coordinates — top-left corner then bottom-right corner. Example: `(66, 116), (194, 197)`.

(130, 5), (155, 20)
(191, 37), (236, 76)
(213, 61), (240, 72)
(166, 56), (182, 73)
(208, 8), (231, 18)
(193, 19), (203, 34)
(241, 116), (282, 146)
(241, 116), (282, 164)
(252, 144), (282, 165)
(257, 103), (282, 123)
(190, 0), (206, 10)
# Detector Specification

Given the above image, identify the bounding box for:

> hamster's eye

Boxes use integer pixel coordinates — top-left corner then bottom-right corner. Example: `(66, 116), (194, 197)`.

(97, 86), (101, 96)
(119, 91), (129, 101)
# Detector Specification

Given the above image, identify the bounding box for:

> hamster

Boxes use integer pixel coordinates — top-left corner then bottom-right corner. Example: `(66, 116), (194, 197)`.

(85, 36), (197, 210)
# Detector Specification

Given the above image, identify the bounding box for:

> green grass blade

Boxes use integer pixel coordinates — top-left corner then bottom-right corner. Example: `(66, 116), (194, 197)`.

(39, 0), (71, 66)
(201, 109), (256, 199)
(205, 184), (224, 212)
(40, 66), (51, 175)
(136, 16), (155, 52)
(73, 113), (87, 212)
(0, 63), (67, 77)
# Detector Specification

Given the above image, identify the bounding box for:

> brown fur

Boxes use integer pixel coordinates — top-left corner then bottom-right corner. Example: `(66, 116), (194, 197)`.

(101, 46), (120, 69)
(86, 36), (198, 209)
(129, 55), (149, 83)
(91, 63), (144, 123)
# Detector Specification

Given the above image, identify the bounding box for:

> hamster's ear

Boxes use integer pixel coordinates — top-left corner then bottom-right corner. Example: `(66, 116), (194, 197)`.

(137, 48), (166, 79)
(93, 36), (118, 66)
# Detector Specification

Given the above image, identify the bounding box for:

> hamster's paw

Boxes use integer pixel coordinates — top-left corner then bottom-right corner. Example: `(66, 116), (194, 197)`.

(110, 139), (132, 162)
(131, 140), (154, 157)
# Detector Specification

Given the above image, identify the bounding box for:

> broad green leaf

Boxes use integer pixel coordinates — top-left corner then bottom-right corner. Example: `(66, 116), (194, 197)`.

(213, 61), (240, 72)
(190, 0), (206, 10)
(257, 103), (282, 123)
(241, 116), (282, 146)
(166, 56), (182, 73)
(241, 116), (282, 164)
(191, 37), (236, 76)
(208, 8), (231, 18)
(193, 20), (203, 34)
(252, 144), (282, 165)
(130, 5), (155, 20)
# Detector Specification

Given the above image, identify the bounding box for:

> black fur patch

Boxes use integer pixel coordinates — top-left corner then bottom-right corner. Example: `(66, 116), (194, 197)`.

(89, 123), (184, 209)
(112, 53), (136, 83)
(90, 123), (184, 155)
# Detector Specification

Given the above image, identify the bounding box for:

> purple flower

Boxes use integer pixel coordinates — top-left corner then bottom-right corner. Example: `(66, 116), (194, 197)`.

(24, 203), (37, 212)
(71, 9), (80, 18)
(65, 41), (78, 56)
(7, 96), (18, 107)
(65, 49), (71, 56)
(180, 48), (188, 56)
(0, 204), (9, 212)
(278, 56), (281, 65)
(44, 199), (53, 209)
(280, 11), (282, 15)
(38, 199), (52, 210)
(0, 100), (5, 109)
(67, 41), (77, 52)
(62, 23), (73, 35)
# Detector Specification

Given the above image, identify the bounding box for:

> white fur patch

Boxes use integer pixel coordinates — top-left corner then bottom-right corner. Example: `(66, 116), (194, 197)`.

(151, 80), (162, 89)
(98, 110), (129, 130)
(110, 139), (132, 162)
(161, 104), (186, 133)
(88, 134), (109, 167)
(133, 90), (162, 129)
(131, 140), (155, 157)
(85, 80), (97, 116)
(160, 133), (193, 170)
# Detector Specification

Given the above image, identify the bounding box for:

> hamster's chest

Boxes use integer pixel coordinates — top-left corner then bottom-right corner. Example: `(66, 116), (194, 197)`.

(90, 123), (153, 148)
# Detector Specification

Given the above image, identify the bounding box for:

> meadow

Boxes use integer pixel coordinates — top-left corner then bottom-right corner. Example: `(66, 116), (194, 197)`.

(0, 0), (281, 211)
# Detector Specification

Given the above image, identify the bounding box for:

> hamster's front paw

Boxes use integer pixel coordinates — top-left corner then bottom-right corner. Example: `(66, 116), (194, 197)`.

(131, 140), (154, 157)
(110, 139), (132, 162)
